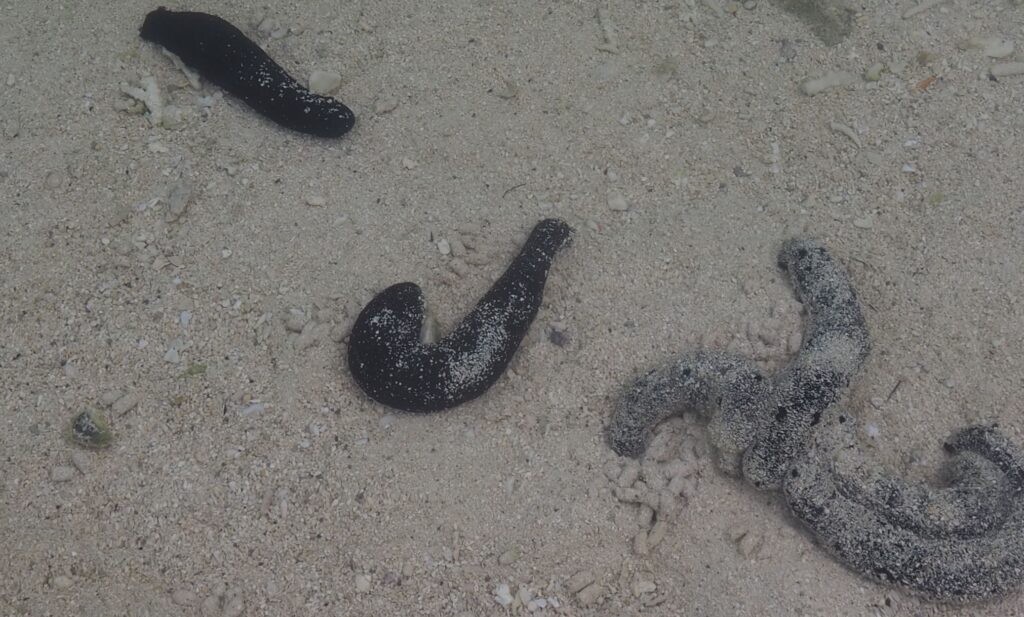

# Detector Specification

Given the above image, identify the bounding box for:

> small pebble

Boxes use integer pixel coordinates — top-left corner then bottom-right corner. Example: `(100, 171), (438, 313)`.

(863, 62), (884, 81)
(800, 71), (856, 96)
(284, 311), (308, 333)
(69, 451), (90, 474)
(172, 590), (197, 606)
(200, 595), (220, 616)
(436, 238), (451, 255)
(633, 529), (649, 555)
(648, 520), (668, 548)
(566, 570), (595, 594)
(617, 460), (641, 487)
(111, 392), (140, 415)
(494, 583), (513, 606)
(607, 190), (629, 212)
(374, 96), (399, 114)
(962, 36), (1015, 59)
(576, 583), (603, 606)
(991, 62), (1024, 78)
(633, 580), (657, 596)
(736, 530), (764, 558)
(355, 574), (371, 593)
(308, 70), (343, 95)
(305, 195), (326, 207)
(51, 575), (73, 589)
(498, 548), (520, 565)
(50, 465), (76, 482)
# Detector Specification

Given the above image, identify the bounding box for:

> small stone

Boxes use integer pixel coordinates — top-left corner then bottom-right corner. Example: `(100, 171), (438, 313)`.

(800, 71), (856, 96)
(633, 580), (657, 596)
(436, 238), (451, 255)
(70, 451), (90, 474)
(50, 466), (76, 482)
(305, 195), (326, 207)
(223, 595), (244, 617)
(51, 575), (73, 589)
(284, 311), (308, 333)
(401, 157), (417, 170)
(517, 587), (534, 605)
(172, 590), (197, 606)
(163, 347), (180, 363)
(308, 70), (343, 95)
(566, 570), (595, 594)
(990, 62), (1024, 79)
(69, 410), (113, 448)
(498, 548), (520, 565)
(863, 62), (885, 81)
(853, 216), (873, 229)
(576, 582), (603, 606)
(617, 460), (641, 487)
(614, 486), (642, 504)
(607, 190), (629, 211)
(494, 583), (513, 606)
(379, 413), (398, 430)
(736, 530), (764, 558)
(494, 79), (519, 100)
(355, 574), (371, 593)
(633, 529), (650, 555)
(636, 504), (655, 527)
(111, 392), (140, 415)
(374, 96), (399, 114)
(164, 180), (192, 223)
(99, 390), (124, 407)
(200, 595), (220, 616)
(648, 520), (668, 548)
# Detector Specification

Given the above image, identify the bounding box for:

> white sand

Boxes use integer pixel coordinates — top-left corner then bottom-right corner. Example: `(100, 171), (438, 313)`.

(2, 1), (1023, 615)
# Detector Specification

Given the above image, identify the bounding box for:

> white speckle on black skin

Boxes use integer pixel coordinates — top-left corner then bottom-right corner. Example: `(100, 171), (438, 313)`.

(607, 239), (1024, 602)
(139, 7), (354, 138)
(348, 219), (573, 413)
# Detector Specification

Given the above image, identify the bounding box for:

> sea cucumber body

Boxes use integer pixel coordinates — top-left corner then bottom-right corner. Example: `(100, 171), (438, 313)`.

(348, 219), (573, 412)
(140, 8), (354, 137)
(785, 418), (1024, 603)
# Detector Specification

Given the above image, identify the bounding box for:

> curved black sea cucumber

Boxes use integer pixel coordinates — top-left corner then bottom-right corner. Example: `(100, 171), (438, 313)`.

(139, 7), (355, 138)
(607, 238), (1024, 602)
(607, 238), (870, 489)
(348, 219), (573, 412)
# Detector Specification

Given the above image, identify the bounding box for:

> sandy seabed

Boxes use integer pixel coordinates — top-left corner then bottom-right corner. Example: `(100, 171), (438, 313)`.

(2, 0), (1023, 615)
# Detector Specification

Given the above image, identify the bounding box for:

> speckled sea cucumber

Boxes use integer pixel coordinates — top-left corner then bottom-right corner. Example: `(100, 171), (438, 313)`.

(608, 238), (869, 489)
(139, 7), (355, 137)
(348, 219), (573, 412)
(607, 238), (1024, 602)
(785, 417), (1024, 603)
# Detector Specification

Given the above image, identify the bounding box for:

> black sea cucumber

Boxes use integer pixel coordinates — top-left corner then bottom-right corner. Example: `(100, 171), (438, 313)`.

(139, 7), (355, 137)
(607, 239), (869, 489)
(606, 238), (1024, 602)
(348, 219), (573, 412)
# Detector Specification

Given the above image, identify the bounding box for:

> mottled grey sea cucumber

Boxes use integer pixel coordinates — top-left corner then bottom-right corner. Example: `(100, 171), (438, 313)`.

(139, 7), (355, 137)
(608, 238), (869, 489)
(785, 417), (1024, 603)
(348, 219), (573, 412)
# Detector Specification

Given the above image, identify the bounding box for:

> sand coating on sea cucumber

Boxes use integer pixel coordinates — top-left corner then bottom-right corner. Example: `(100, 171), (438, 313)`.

(348, 219), (573, 412)
(607, 238), (1024, 603)
(139, 7), (355, 137)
